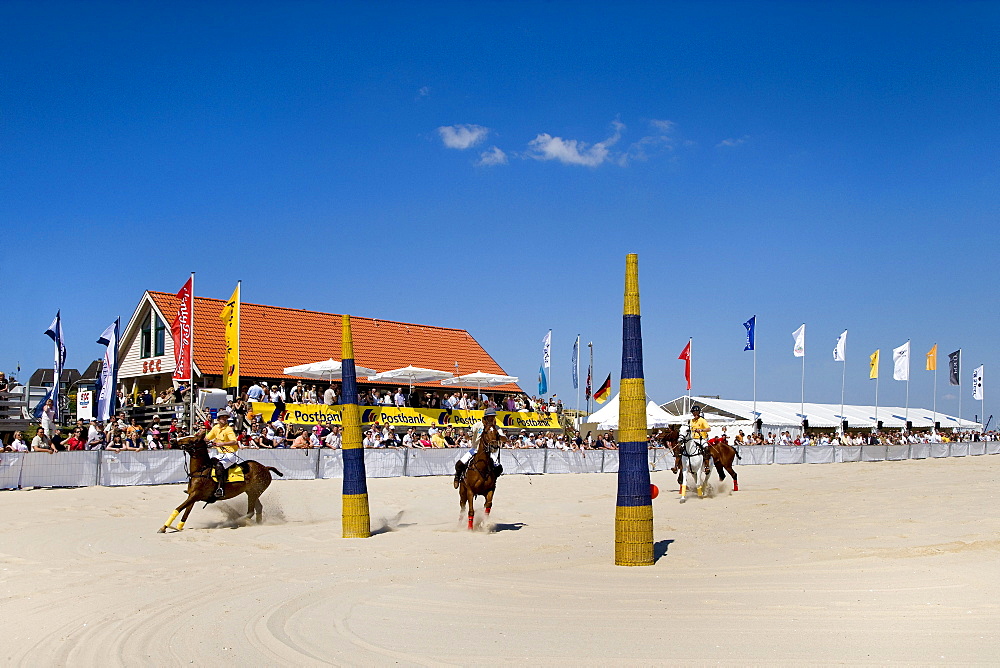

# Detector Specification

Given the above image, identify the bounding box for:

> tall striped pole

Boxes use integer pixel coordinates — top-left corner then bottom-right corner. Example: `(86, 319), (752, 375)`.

(615, 253), (654, 566)
(340, 314), (371, 538)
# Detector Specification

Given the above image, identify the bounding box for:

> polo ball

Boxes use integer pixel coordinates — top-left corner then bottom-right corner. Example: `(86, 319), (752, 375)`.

(650, 484), (659, 499)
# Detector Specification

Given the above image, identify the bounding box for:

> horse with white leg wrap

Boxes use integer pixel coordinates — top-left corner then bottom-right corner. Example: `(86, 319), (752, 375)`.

(677, 429), (709, 503)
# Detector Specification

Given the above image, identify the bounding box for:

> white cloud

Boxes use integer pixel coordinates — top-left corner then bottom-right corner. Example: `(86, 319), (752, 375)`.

(418, 86), (430, 97)
(717, 136), (748, 148)
(527, 121), (623, 167)
(437, 124), (490, 150)
(476, 146), (507, 166)
(622, 119), (677, 164)
(649, 119), (675, 132)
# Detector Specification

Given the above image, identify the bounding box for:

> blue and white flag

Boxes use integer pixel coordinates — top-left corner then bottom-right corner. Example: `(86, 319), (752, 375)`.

(44, 311), (67, 421)
(538, 363), (548, 396)
(96, 318), (120, 422)
(571, 336), (579, 389)
(833, 330), (847, 362)
(744, 316), (756, 351)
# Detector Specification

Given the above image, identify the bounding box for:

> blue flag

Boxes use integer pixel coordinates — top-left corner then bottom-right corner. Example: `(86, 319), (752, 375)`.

(744, 315), (756, 352)
(44, 311), (67, 421)
(538, 363), (548, 396)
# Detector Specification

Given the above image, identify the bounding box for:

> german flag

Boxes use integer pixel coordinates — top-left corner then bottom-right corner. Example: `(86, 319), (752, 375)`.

(594, 373), (612, 404)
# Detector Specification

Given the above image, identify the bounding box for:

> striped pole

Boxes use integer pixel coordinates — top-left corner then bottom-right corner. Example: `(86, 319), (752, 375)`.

(340, 314), (371, 538)
(615, 253), (654, 566)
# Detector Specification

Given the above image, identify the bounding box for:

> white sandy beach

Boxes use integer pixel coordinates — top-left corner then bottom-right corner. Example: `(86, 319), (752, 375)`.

(2, 456), (999, 666)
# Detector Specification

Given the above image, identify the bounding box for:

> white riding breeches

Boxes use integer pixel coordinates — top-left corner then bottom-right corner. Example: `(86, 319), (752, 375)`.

(460, 449), (499, 466)
(215, 451), (239, 468)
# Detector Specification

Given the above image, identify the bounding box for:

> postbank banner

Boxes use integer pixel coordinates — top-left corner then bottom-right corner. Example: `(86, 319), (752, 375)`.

(251, 403), (561, 430)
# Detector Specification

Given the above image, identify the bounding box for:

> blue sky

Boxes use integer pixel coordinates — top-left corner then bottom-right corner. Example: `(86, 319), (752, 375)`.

(2, 2), (997, 422)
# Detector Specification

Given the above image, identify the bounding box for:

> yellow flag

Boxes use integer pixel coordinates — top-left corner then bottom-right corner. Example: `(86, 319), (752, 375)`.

(869, 349), (879, 379)
(219, 282), (240, 389)
(926, 344), (937, 371)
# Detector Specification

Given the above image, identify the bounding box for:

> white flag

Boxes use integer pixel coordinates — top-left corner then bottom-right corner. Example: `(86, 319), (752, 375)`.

(973, 365), (984, 401)
(893, 341), (910, 381)
(792, 324), (805, 358)
(542, 329), (552, 371)
(833, 330), (847, 362)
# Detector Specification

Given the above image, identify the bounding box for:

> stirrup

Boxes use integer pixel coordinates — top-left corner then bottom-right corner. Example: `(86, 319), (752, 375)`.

(214, 486), (225, 498)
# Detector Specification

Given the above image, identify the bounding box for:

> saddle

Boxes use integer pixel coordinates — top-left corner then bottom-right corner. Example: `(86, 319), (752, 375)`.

(210, 462), (249, 483)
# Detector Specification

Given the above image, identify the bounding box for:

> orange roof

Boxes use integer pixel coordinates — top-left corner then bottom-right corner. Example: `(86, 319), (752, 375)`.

(147, 291), (522, 392)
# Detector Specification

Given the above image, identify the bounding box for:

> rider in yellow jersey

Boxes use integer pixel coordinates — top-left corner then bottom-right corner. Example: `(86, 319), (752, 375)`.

(205, 414), (239, 497)
(689, 405), (710, 441)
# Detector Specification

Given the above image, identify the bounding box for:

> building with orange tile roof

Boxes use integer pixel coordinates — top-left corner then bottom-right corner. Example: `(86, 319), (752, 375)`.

(118, 290), (523, 398)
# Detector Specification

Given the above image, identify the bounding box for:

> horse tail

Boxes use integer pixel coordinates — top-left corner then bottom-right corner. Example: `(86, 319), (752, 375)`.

(267, 466), (284, 477)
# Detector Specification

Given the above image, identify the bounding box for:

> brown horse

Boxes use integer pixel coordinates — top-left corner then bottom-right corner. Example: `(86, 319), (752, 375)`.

(158, 431), (284, 533)
(705, 436), (740, 491)
(458, 425), (505, 530)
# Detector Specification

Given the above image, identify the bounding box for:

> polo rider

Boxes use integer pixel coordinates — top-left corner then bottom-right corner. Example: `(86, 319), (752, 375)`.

(689, 405), (710, 442)
(205, 413), (239, 498)
(453, 407), (505, 488)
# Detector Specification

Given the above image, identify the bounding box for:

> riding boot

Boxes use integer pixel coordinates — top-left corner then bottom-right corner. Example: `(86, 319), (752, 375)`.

(214, 463), (226, 498)
(453, 461), (467, 489)
(493, 462), (503, 477)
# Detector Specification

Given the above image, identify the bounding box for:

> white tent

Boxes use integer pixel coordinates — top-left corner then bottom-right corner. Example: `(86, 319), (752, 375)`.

(584, 393), (678, 430)
(659, 396), (981, 432)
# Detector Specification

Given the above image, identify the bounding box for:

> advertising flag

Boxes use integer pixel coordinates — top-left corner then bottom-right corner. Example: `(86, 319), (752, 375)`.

(744, 316), (756, 351)
(973, 365), (984, 401)
(96, 318), (120, 421)
(925, 344), (937, 371)
(585, 345), (593, 400)
(542, 329), (551, 371)
(833, 330), (847, 362)
(171, 276), (194, 381)
(678, 340), (692, 390)
(594, 373), (612, 404)
(792, 324), (805, 357)
(537, 363), (548, 396)
(571, 336), (579, 390)
(220, 282), (240, 389)
(44, 311), (67, 420)
(869, 349), (880, 380)
(893, 341), (910, 381)
(948, 350), (961, 386)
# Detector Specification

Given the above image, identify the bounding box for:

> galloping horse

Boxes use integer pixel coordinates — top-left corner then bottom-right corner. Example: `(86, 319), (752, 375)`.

(705, 436), (740, 491)
(158, 431), (284, 533)
(458, 424), (505, 530)
(675, 431), (709, 503)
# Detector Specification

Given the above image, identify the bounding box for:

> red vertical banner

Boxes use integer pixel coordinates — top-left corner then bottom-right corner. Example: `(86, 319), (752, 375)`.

(172, 276), (193, 381)
(678, 340), (691, 391)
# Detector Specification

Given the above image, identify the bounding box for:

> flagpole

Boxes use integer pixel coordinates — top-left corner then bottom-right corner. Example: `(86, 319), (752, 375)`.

(874, 370), (879, 432)
(752, 343), (757, 425)
(840, 357), (846, 434)
(235, 280), (241, 395)
(800, 352), (805, 427)
(575, 334), (580, 427)
(588, 343), (593, 416)
(904, 339), (910, 430)
(932, 347), (937, 432)
(687, 337), (692, 414)
(958, 349), (963, 430)
(189, 272), (196, 434)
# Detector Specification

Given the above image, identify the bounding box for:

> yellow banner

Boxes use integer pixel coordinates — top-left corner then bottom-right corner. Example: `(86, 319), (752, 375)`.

(220, 282), (240, 389)
(250, 403), (562, 430)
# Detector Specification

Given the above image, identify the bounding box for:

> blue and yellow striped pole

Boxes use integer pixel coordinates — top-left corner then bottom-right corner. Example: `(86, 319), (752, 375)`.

(615, 253), (654, 566)
(341, 314), (371, 538)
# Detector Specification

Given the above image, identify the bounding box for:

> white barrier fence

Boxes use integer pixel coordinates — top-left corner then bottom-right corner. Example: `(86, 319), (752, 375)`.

(1, 443), (998, 490)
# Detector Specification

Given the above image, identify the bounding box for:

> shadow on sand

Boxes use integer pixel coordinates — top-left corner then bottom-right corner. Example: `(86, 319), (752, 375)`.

(653, 539), (674, 563)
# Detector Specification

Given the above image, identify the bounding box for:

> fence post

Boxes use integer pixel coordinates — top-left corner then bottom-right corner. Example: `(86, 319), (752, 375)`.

(403, 448), (409, 477)
(543, 448), (549, 474)
(314, 448), (322, 479)
(95, 450), (103, 486)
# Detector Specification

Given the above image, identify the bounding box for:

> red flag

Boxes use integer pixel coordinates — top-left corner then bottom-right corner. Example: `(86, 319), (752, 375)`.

(172, 276), (193, 381)
(678, 340), (691, 390)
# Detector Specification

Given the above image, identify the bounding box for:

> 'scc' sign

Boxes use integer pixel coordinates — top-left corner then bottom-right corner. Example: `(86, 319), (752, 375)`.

(142, 359), (163, 374)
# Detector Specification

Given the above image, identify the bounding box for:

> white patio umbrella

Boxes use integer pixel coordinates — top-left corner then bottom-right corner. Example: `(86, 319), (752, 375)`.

(441, 371), (519, 405)
(283, 358), (377, 381)
(367, 365), (454, 387)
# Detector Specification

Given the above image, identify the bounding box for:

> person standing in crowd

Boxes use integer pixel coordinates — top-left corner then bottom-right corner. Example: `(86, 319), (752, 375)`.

(323, 425), (342, 449)
(87, 422), (107, 450)
(40, 398), (56, 438)
(64, 428), (86, 451)
(323, 384), (336, 405)
(247, 381), (264, 402)
(6, 430), (29, 452)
